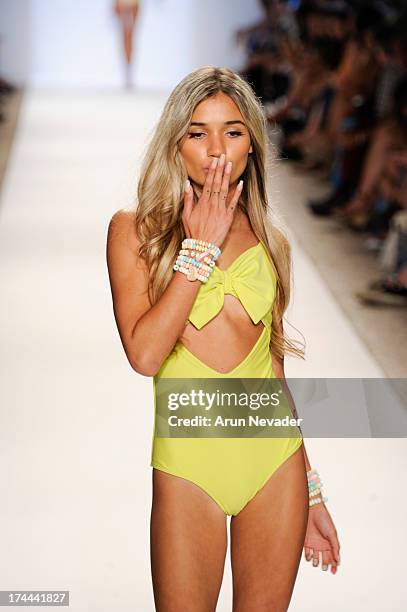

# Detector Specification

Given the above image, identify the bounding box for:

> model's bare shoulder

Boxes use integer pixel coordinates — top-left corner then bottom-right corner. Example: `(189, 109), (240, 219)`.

(108, 208), (139, 251)
(107, 208), (148, 270)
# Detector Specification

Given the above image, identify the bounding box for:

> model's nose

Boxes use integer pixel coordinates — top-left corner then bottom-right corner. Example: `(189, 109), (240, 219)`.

(207, 136), (226, 160)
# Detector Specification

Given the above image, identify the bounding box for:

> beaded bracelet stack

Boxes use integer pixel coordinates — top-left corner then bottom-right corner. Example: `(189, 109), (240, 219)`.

(173, 238), (221, 283)
(307, 468), (328, 507)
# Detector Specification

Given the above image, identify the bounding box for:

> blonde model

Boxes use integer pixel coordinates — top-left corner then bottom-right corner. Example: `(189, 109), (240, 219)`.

(107, 66), (341, 611)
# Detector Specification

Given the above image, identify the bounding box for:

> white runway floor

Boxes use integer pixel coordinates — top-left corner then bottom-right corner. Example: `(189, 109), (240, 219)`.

(0, 90), (406, 611)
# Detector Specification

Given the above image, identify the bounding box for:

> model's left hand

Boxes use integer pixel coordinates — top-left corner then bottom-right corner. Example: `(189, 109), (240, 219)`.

(304, 503), (341, 574)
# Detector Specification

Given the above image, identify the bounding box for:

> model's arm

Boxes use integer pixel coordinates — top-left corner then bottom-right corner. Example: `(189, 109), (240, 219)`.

(107, 158), (243, 377)
(273, 324), (340, 570)
(106, 209), (202, 377)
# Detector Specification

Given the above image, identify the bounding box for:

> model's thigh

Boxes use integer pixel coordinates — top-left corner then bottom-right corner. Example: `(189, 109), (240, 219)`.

(118, 7), (136, 31)
(151, 468), (228, 612)
(230, 445), (308, 612)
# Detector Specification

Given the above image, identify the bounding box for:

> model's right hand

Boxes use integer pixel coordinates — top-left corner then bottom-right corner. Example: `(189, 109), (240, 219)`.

(181, 154), (243, 249)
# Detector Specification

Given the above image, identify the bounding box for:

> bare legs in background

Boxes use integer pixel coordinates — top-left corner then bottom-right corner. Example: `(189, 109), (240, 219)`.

(114, 1), (140, 90)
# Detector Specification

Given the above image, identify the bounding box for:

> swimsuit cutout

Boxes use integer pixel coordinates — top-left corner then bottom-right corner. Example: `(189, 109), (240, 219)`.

(151, 240), (303, 516)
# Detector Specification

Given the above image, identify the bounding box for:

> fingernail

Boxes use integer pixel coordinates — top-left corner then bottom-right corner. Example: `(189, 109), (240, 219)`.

(238, 179), (244, 188)
(220, 153), (225, 163)
(322, 564), (328, 571)
(226, 161), (232, 171)
(184, 179), (190, 191)
(211, 158), (218, 168)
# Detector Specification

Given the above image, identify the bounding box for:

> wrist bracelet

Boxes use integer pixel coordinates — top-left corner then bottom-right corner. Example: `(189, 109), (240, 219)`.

(182, 238), (221, 260)
(307, 468), (328, 507)
(173, 251), (214, 282)
(173, 238), (221, 283)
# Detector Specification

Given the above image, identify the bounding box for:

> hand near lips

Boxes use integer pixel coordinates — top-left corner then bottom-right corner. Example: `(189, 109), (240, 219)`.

(181, 153), (243, 249)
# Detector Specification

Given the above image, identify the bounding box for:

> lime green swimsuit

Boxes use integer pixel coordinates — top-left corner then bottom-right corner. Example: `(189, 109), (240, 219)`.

(151, 241), (303, 516)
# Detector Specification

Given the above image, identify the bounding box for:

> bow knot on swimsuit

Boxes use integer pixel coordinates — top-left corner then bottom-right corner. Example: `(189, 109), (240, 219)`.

(221, 268), (234, 294)
(188, 241), (277, 330)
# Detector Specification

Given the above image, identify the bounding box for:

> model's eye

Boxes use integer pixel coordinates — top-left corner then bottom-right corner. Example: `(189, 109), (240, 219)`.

(188, 130), (243, 139)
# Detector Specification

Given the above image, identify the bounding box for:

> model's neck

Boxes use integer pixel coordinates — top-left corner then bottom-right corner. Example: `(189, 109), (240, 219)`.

(230, 208), (249, 232)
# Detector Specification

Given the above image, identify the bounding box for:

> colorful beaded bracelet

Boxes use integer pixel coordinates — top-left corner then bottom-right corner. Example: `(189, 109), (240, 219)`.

(181, 238), (221, 260)
(173, 251), (215, 283)
(173, 238), (222, 283)
(307, 468), (328, 507)
(175, 264), (211, 283)
(309, 496), (328, 507)
(178, 249), (214, 271)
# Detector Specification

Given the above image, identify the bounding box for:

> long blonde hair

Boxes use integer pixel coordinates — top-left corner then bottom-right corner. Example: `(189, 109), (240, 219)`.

(133, 65), (305, 361)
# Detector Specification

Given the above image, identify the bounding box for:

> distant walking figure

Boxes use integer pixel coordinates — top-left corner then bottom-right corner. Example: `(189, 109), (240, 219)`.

(114, 0), (141, 89)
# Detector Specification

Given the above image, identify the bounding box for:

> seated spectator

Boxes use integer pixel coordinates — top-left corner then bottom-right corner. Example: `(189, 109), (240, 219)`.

(278, 36), (343, 171)
(356, 208), (407, 305)
(337, 76), (407, 233)
(236, 0), (298, 102)
(307, 3), (384, 215)
(336, 19), (407, 222)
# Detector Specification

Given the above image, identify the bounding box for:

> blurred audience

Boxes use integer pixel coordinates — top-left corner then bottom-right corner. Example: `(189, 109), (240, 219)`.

(0, 32), (17, 124)
(0, 75), (16, 124)
(237, 0), (407, 306)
